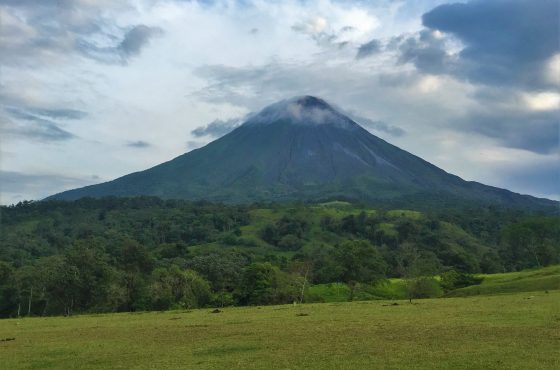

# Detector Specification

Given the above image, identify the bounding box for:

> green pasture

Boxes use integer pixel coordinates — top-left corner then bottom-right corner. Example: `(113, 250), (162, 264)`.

(1, 290), (558, 370)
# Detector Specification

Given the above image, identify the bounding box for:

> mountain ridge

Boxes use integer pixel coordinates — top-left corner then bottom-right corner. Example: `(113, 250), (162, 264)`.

(48, 96), (557, 211)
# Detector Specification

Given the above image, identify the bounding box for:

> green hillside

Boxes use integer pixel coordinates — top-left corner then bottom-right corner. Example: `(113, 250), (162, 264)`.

(308, 266), (560, 302)
(446, 265), (560, 297)
(1, 198), (558, 318)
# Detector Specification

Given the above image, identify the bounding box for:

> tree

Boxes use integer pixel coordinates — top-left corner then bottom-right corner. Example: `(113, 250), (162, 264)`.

(408, 277), (443, 299)
(188, 251), (249, 307)
(116, 240), (154, 311)
(149, 266), (212, 310)
(288, 259), (314, 303)
(396, 243), (421, 303)
(14, 265), (37, 317)
(333, 240), (387, 300)
(236, 263), (277, 305)
(0, 262), (17, 317)
(35, 256), (80, 316)
(501, 218), (560, 270)
(64, 244), (115, 312)
(234, 262), (299, 305)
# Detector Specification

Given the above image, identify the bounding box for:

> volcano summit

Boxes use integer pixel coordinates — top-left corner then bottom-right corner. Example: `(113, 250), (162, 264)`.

(49, 96), (554, 209)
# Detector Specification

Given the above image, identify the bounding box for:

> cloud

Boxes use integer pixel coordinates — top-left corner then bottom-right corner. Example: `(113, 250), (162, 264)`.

(4, 120), (75, 142)
(119, 25), (162, 57)
(497, 160), (560, 200)
(0, 1), (161, 67)
(186, 140), (206, 151)
(396, 30), (450, 74)
(0, 170), (97, 204)
(2, 106), (77, 142)
(345, 113), (406, 137)
(292, 16), (328, 35)
(77, 25), (163, 65)
(421, 0), (559, 89)
(290, 9), (379, 49)
(127, 140), (151, 148)
(356, 39), (381, 59)
(499, 156), (560, 199)
(191, 117), (244, 138)
(389, 0), (560, 154)
(24, 108), (87, 120)
(523, 92), (560, 111)
(457, 108), (559, 154)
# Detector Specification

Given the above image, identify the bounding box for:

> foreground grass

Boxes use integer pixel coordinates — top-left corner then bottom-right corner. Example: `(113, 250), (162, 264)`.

(1, 291), (559, 370)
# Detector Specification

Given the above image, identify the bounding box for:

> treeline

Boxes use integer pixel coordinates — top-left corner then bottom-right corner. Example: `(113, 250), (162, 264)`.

(0, 197), (558, 318)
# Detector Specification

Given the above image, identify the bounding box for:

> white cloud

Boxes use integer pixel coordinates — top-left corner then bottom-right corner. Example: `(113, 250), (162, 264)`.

(416, 74), (443, 93)
(523, 92), (560, 111)
(545, 54), (560, 86)
(292, 16), (328, 35)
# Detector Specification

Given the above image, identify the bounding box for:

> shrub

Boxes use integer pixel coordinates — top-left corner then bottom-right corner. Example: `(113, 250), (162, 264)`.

(409, 277), (443, 299)
(440, 270), (483, 292)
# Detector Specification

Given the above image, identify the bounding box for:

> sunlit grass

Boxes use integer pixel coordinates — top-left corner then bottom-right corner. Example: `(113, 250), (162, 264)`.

(1, 290), (558, 369)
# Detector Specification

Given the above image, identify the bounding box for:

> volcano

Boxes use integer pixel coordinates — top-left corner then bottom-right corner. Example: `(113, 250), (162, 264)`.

(49, 96), (555, 209)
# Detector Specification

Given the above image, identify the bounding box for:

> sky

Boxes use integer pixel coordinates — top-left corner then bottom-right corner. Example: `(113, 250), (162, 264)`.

(0, 0), (559, 204)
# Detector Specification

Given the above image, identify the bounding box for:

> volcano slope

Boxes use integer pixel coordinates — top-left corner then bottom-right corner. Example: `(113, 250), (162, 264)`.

(49, 96), (556, 211)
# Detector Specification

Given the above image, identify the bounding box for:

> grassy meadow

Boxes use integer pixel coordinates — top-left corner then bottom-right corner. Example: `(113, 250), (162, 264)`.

(307, 265), (560, 302)
(446, 265), (560, 297)
(1, 289), (559, 370)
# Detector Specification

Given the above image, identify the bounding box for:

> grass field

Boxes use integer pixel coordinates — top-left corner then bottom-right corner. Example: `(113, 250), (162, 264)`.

(307, 266), (560, 302)
(446, 265), (560, 297)
(1, 290), (559, 370)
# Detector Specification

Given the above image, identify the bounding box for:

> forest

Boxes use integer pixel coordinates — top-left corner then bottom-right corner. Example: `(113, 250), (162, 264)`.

(0, 197), (558, 318)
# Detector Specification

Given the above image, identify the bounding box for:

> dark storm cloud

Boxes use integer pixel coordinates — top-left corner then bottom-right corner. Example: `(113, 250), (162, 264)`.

(421, 0), (559, 89)
(191, 118), (244, 138)
(356, 39), (382, 59)
(458, 109), (559, 154)
(396, 30), (450, 74)
(384, 0), (560, 155)
(127, 140), (151, 148)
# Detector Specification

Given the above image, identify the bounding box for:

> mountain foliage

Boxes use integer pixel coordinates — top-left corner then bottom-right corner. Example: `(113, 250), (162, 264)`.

(1, 197), (558, 318)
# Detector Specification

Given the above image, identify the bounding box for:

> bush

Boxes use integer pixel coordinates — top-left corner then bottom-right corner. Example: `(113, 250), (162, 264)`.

(408, 277), (443, 299)
(440, 270), (483, 292)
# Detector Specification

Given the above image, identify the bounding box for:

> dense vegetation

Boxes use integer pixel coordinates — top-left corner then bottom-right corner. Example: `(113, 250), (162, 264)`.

(1, 197), (558, 317)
